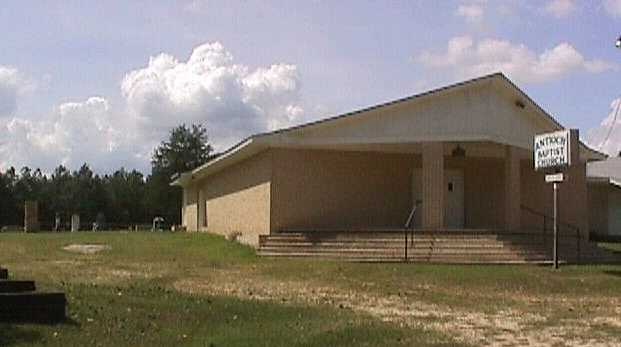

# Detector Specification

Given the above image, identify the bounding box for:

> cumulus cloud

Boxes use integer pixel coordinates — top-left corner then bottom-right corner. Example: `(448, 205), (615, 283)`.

(586, 97), (621, 156)
(183, 0), (208, 14)
(0, 42), (304, 172)
(544, 0), (576, 18)
(121, 42), (304, 150)
(603, 0), (621, 17)
(0, 66), (30, 118)
(0, 97), (139, 172)
(456, 2), (485, 23)
(417, 36), (616, 84)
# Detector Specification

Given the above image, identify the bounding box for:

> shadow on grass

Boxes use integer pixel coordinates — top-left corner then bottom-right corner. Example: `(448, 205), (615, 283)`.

(0, 324), (43, 346)
(603, 270), (621, 278)
(0, 317), (79, 346)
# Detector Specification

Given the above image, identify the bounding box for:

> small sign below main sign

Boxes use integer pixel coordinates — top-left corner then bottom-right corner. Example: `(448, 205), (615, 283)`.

(545, 173), (564, 183)
(534, 130), (571, 171)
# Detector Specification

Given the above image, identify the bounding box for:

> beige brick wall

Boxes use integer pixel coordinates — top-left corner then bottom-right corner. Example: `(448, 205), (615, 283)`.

(186, 150), (272, 246)
(181, 145), (588, 240)
(271, 148), (416, 231)
(588, 183), (608, 235)
(271, 148), (513, 232)
(422, 143), (444, 229)
(521, 160), (589, 238)
(458, 157), (505, 229)
(504, 146), (521, 230)
(608, 189), (621, 235)
(206, 150), (271, 246)
(183, 184), (198, 231)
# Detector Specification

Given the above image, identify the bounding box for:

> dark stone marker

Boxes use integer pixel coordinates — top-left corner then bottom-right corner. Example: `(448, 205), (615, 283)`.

(0, 292), (66, 323)
(24, 200), (40, 232)
(0, 280), (36, 293)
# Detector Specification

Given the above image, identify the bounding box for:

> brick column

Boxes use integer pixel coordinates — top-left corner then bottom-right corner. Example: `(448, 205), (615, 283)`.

(181, 188), (187, 226)
(197, 189), (204, 231)
(504, 145), (521, 231)
(422, 142), (444, 229)
(196, 188), (207, 231)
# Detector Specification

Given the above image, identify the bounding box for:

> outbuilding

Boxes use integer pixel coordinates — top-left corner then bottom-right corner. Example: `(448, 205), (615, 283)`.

(587, 157), (621, 238)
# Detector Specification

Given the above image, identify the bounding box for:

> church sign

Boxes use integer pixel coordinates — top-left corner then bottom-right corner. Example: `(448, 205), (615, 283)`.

(534, 130), (571, 171)
(533, 128), (577, 270)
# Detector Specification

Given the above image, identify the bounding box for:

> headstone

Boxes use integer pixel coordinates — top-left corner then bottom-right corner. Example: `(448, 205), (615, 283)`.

(54, 213), (61, 232)
(24, 201), (40, 232)
(152, 216), (165, 231)
(71, 214), (80, 232)
(95, 212), (106, 231)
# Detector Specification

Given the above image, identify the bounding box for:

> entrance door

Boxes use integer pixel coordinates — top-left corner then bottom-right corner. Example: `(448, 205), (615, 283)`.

(444, 169), (464, 228)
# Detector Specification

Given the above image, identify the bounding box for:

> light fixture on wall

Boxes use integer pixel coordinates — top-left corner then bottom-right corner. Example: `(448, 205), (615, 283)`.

(451, 144), (466, 158)
(515, 100), (525, 109)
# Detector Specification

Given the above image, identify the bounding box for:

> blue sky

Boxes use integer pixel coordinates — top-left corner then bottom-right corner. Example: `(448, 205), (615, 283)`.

(1, 0), (621, 173)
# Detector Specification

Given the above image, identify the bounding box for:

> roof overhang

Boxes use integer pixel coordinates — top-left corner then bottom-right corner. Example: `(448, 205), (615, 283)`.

(171, 137), (269, 186)
(587, 176), (621, 189)
(171, 73), (607, 188)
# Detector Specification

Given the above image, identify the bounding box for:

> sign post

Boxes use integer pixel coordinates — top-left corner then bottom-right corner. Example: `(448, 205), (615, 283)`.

(552, 178), (560, 269)
(534, 129), (575, 269)
(544, 172), (564, 269)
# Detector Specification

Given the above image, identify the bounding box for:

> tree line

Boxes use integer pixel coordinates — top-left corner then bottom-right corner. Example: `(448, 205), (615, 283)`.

(0, 124), (214, 230)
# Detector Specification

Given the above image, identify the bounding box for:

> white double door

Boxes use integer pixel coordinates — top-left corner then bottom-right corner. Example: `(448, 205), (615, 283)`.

(411, 169), (464, 229)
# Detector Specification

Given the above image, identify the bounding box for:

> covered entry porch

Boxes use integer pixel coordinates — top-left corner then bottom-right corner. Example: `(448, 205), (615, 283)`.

(263, 141), (609, 263)
(269, 140), (532, 234)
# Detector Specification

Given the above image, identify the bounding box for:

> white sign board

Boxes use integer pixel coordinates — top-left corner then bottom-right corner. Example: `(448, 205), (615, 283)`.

(545, 173), (564, 183)
(534, 130), (571, 171)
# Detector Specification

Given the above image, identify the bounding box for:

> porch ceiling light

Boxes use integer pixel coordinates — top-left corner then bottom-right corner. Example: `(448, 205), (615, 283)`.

(452, 144), (466, 158)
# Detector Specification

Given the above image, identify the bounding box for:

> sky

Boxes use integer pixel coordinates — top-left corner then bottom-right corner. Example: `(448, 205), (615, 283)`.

(2, 0), (621, 173)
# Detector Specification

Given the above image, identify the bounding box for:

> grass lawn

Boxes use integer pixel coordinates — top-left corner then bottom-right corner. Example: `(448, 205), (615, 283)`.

(1, 232), (621, 346)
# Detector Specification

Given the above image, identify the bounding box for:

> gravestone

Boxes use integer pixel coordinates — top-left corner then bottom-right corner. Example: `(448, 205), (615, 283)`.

(92, 212), (106, 231)
(24, 201), (40, 232)
(152, 216), (165, 231)
(54, 213), (61, 232)
(71, 214), (80, 232)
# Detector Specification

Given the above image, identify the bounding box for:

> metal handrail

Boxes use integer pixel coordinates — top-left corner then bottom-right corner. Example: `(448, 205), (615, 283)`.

(404, 200), (421, 261)
(405, 206), (417, 229)
(520, 204), (580, 232)
(520, 204), (581, 263)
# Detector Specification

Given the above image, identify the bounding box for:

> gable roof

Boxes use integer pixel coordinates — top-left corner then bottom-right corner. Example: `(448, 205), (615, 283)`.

(172, 72), (606, 187)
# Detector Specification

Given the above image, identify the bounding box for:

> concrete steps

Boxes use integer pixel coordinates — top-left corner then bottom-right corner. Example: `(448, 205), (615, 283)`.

(258, 231), (621, 264)
(0, 268), (66, 323)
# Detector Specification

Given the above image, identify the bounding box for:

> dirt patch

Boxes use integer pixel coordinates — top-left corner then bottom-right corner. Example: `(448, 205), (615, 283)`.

(173, 269), (621, 347)
(63, 244), (110, 254)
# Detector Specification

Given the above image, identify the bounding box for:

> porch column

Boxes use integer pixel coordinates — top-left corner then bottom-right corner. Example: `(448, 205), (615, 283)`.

(197, 188), (205, 230)
(422, 142), (444, 229)
(182, 188), (187, 226)
(504, 145), (521, 231)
